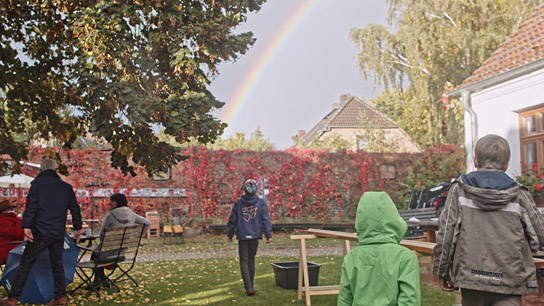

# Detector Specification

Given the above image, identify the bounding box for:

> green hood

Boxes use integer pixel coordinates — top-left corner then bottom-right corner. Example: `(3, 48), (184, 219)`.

(355, 192), (407, 245)
(338, 192), (421, 306)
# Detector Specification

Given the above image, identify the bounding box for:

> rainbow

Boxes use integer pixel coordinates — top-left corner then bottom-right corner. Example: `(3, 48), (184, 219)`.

(219, 0), (320, 131)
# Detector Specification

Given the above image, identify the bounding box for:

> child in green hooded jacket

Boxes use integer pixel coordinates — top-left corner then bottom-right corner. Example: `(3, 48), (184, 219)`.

(338, 192), (421, 306)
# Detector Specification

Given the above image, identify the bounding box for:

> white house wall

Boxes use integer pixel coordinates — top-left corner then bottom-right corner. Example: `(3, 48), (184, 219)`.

(465, 68), (544, 177)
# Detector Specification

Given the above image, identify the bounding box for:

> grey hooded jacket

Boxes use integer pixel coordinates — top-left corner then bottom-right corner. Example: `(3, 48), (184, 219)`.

(93, 206), (151, 259)
(433, 170), (544, 295)
(99, 206), (151, 236)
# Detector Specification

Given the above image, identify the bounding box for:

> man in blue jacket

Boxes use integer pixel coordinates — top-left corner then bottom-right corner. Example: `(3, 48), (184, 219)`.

(227, 179), (272, 296)
(0, 158), (82, 306)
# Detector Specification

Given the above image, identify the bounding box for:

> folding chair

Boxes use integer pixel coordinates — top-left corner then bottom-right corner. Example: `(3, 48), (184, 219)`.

(163, 225), (173, 244)
(72, 224), (145, 299)
(172, 225), (184, 243)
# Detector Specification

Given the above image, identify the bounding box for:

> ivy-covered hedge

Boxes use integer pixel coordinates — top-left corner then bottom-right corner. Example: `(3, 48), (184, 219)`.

(20, 145), (465, 224)
(178, 145), (465, 221)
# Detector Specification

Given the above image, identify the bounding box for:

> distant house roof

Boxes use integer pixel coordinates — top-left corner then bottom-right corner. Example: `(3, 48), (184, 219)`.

(457, 4), (544, 90)
(298, 95), (398, 144)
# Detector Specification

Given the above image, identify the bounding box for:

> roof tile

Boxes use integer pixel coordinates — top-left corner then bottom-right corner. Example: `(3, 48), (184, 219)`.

(461, 4), (544, 87)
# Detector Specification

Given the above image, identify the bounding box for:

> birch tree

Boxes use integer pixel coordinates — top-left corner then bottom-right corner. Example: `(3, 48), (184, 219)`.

(351, 0), (542, 146)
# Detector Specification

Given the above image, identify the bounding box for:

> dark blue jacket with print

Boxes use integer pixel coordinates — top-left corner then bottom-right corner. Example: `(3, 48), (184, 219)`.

(227, 195), (272, 240)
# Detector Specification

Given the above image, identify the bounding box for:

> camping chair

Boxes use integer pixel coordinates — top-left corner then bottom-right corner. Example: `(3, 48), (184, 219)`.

(172, 225), (184, 243)
(163, 225), (173, 244)
(72, 224), (145, 299)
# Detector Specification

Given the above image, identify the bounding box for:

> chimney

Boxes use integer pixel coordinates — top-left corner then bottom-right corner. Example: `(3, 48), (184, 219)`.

(332, 103), (339, 109)
(339, 94), (351, 104)
(298, 130), (306, 138)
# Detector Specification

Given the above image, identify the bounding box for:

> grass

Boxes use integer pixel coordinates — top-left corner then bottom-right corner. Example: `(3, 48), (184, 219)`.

(1, 234), (457, 305)
(65, 255), (455, 306)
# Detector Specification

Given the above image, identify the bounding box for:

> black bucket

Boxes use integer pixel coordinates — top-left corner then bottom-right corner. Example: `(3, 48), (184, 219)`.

(270, 261), (321, 290)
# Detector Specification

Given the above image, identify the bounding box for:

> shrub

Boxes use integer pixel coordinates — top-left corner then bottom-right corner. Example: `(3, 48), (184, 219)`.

(395, 144), (466, 208)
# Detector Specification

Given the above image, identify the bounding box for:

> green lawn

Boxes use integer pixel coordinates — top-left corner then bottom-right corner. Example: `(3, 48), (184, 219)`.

(66, 255), (455, 306)
(1, 235), (456, 305)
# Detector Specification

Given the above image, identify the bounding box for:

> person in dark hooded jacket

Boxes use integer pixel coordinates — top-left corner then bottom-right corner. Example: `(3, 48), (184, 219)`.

(227, 179), (272, 296)
(433, 135), (544, 306)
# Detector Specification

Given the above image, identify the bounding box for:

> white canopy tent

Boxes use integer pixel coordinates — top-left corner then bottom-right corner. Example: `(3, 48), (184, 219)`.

(0, 174), (34, 189)
(0, 174), (35, 213)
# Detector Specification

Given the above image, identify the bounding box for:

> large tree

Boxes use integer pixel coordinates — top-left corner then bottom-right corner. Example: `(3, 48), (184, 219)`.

(0, 0), (265, 175)
(351, 0), (543, 147)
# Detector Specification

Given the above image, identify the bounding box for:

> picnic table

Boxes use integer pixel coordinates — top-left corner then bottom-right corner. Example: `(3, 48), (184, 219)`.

(291, 228), (544, 306)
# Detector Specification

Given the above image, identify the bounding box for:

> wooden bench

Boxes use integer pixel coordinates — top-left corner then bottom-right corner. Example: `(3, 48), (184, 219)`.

(163, 225), (173, 244)
(163, 224), (184, 244)
(72, 224), (146, 299)
(173, 225), (184, 243)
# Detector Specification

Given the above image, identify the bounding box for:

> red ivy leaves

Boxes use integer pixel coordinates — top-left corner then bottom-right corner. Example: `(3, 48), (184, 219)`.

(19, 145), (463, 223)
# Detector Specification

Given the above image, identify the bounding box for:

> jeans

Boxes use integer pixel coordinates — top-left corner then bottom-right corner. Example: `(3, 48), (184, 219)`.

(8, 233), (66, 299)
(462, 288), (522, 306)
(238, 239), (259, 292)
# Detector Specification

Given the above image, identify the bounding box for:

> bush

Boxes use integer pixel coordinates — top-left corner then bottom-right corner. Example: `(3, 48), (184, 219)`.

(395, 144), (466, 208)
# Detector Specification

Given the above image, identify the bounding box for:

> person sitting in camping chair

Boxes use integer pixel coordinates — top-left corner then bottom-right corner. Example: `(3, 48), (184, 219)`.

(0, 200), (24, 266)
(91, 194), (150, 288)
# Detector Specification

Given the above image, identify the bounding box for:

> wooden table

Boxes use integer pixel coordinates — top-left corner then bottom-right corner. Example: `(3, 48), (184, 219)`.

(291, 229), (437, 306)
(82, 219), (100, 235)
(291, 228), (544, 306)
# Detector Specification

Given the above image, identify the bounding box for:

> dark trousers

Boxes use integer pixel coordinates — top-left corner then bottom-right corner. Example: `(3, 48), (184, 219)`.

(8, 234), (65, 299)
(90, 251), (107, 285)
(238, 239), (259, 292)
(462, 288), (522, 306)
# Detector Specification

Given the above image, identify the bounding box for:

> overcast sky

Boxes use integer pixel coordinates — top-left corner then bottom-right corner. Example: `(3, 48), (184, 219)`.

(209, 0), (388, 149)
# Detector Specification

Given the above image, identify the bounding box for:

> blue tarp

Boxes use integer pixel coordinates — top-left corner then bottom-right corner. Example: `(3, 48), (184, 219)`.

(0, 234), (79, 304)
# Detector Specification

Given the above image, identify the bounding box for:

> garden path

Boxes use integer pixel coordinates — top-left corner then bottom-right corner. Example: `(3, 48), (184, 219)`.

(137, 244), (345, 262)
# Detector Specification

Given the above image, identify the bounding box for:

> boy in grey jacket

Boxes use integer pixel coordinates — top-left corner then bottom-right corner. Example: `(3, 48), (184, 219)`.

(433, 135), (544, 306)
